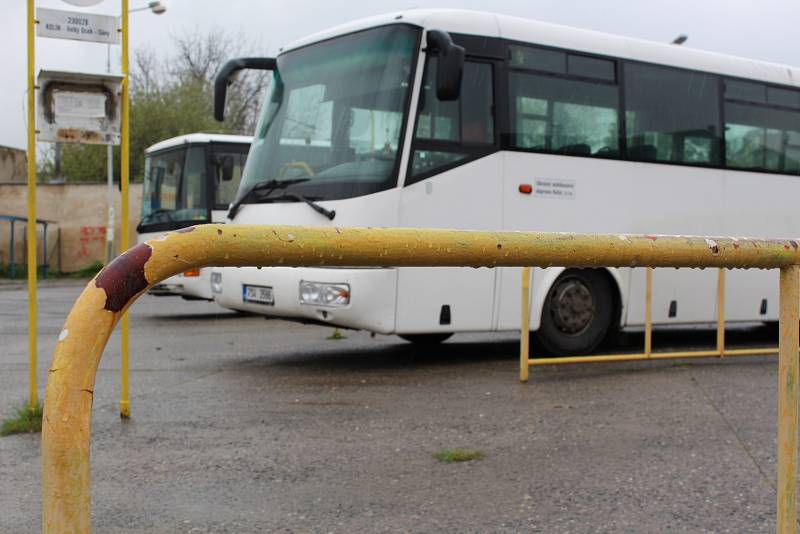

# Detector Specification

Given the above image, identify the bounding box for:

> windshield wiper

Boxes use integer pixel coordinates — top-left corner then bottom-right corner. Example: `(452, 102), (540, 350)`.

(227, 178), (310, 219)
(145, 208), (175, 220)
(262, 193), (336, 220)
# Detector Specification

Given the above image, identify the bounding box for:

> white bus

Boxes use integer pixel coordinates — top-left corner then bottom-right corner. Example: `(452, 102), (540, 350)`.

(137, 133), (250, 300)
(210, 9), (800, 354)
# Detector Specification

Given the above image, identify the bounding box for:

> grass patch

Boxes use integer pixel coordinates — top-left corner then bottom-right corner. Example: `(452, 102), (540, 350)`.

(1, 401), (43, 436)
(65, 261), (104, 279)
(327, 328), (347, 340)
(0, 260), (103, 280)
(433, 448), (485, 463)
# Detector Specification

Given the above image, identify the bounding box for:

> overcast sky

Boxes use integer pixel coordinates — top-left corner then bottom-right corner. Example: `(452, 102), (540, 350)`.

(3, 0), (798, 150)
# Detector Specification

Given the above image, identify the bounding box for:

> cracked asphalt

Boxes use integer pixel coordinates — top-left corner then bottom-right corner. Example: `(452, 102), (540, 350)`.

(0, 281), (791, 532)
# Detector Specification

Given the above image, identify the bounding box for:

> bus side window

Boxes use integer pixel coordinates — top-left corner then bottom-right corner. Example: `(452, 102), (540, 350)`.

(624, 63), (721, 165)
(508, 47), (619, 158)
(724, 80), (800, 174)
(415, 58), (460, 142)
(510, 73), (619, 156)
(408, 59), (494, 184)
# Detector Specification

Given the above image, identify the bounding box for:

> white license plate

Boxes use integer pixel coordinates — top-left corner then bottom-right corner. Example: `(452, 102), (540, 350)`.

(242, 284), (274, 305)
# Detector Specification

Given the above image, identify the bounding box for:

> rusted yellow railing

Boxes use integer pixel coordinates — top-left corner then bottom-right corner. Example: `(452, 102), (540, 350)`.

(43, 225), (800, 533)
(520, 267), (778, 370)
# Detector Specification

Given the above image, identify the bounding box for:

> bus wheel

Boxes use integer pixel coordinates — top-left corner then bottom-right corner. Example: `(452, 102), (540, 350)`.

(535, 270), (614, 356)
(398, 333), (453, 344)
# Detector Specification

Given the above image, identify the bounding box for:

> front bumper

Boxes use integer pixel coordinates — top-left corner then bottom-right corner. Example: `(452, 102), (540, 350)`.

(212, 266), (397, 333)
(147, 270), (213, 300)
(148, 274), (183, 296)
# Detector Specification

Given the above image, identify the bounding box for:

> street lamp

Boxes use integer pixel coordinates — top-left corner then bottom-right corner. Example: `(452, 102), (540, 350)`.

(105, 0), (167, 264)
(129, 1), (167, 14)
(107, 2), (167, 71)
(672, 34), (688, 45)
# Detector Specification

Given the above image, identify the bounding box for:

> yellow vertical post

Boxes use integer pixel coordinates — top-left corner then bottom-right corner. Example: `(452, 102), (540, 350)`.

(644, 267), (653, 357)
(520, 267), (531, 382)
(716, 268), (726, 357)
(26, 0), (38, 412)
(119, 0), (131, 419)
(777, 265), (799, 534)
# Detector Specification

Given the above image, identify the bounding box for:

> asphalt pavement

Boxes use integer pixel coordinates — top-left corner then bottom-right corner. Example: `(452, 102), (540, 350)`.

(0, 281), (787, 533)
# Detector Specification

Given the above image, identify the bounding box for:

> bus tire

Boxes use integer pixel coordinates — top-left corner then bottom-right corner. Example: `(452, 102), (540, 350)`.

(535, 269), (614, 356)
(398, 333), (453, 344)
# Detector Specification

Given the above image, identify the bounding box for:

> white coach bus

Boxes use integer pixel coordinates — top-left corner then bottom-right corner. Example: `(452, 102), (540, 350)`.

(137, 133), (250, 300)
(210, 9), (800, 354)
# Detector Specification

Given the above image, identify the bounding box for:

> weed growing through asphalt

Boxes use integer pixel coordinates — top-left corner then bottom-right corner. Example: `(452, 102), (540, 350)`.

(1, 401), (43, 436)
(433, 448), (485, 463)
(327, 328), (346, 340)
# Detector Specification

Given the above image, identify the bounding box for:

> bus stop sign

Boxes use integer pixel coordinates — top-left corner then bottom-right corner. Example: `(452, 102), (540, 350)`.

(36, 70), (122, 145)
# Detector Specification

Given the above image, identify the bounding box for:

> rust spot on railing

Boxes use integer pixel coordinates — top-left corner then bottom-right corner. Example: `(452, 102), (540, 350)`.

(94, 243), (152, 312)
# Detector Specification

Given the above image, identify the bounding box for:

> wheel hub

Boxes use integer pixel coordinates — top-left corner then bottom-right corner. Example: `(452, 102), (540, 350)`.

(550, 278), (595, 334)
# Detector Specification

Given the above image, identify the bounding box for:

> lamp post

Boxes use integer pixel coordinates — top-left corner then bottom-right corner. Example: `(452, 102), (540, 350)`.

(105, 0), (166, 264)
(129, 1), (166, 14)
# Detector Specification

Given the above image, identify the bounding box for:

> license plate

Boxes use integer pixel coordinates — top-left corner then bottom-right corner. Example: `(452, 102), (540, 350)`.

(242, 284), (274, 305)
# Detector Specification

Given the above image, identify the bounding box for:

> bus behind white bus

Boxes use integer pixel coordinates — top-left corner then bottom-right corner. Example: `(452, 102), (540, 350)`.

(137, 133), (250, 301)
(210, 10), (800, 354)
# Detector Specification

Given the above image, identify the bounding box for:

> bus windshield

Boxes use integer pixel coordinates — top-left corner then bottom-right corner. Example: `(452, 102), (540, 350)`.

(139, 145), (209, 231)
(236, 25), (419, 205)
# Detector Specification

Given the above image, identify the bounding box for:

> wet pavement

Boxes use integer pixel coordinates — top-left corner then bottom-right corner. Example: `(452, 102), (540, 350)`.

(0, 281), (785, 532)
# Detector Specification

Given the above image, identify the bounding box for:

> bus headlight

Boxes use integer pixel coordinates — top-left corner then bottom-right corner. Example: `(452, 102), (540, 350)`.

(211, 272), (223, 294)
(299, 281), (350, 307)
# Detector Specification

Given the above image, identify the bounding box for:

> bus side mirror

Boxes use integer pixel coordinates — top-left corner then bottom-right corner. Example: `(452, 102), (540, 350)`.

(219, 155), (234, 182)
(214, 57), (277, 122)
(426, 30), (465, 101)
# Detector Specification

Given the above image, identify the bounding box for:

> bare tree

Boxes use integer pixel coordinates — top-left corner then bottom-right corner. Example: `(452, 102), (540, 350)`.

(131, 47), (163, 96)
(132, 28), (271, 133)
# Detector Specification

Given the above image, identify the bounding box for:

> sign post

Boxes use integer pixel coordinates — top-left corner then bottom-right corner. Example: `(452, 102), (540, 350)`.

(119, 0), (131, 419)
(26, 0), (131, 417)
(27, 0), (38, 413)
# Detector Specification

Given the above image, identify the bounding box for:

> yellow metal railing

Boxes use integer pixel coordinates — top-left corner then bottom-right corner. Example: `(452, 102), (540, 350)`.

(520, 267), (778, 370)
(42, 225), (800, 533)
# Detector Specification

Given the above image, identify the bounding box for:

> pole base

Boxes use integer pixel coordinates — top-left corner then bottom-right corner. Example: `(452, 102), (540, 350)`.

(119, 400), (130, 419)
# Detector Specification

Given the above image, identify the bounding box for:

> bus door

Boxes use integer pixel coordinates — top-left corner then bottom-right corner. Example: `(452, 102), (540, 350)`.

(396, 56), (502, 333)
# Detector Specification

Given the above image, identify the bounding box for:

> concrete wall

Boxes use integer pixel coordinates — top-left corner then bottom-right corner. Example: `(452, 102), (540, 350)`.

(0, 183), (143, 274)
(0, 146), (26, 183)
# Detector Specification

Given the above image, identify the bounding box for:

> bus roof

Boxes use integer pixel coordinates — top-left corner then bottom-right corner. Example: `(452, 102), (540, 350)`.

(281, 9), (800, 89)
(145, 133), (252, 154)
